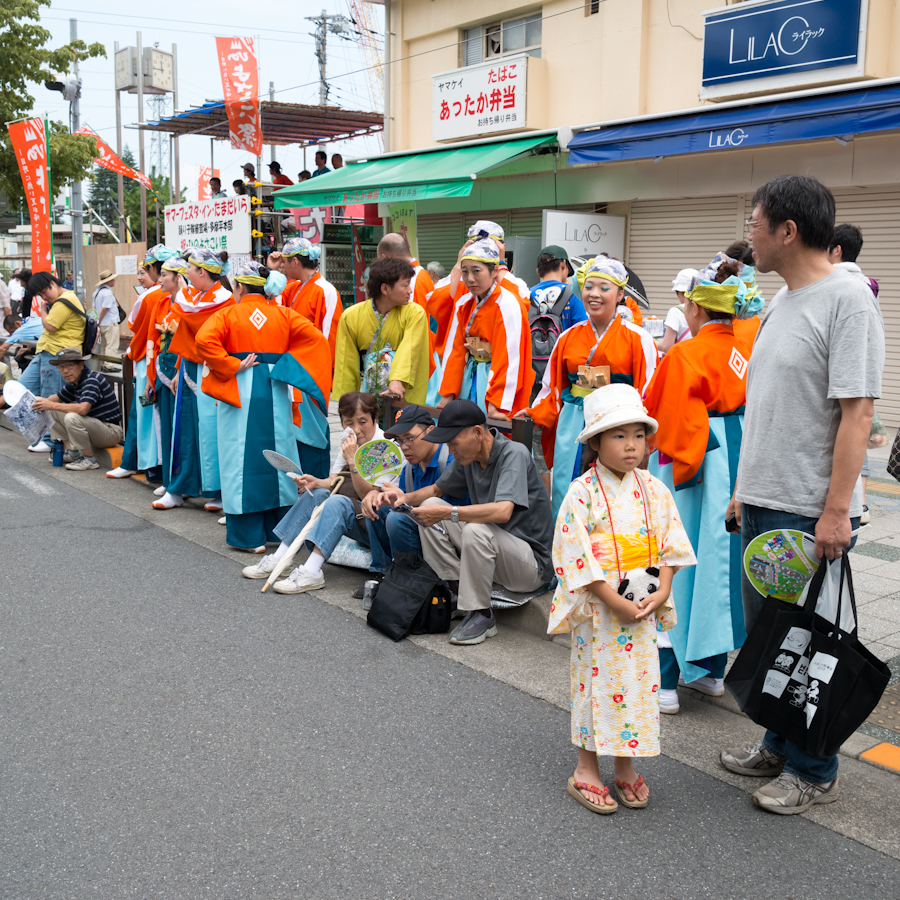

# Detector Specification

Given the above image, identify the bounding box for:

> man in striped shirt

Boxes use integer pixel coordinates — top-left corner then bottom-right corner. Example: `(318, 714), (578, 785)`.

(32, 347), (124, 471)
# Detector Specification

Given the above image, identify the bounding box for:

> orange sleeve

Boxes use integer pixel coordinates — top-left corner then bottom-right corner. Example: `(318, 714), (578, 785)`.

(438, 299), (469, 399)
(644, 348), (708, 488)
(427, 280), (464, 357)
(482, 292), (532, 415)
(526, 327), (575, 469)
(195, 308), (240, 383)
(625, 297), (643, 326)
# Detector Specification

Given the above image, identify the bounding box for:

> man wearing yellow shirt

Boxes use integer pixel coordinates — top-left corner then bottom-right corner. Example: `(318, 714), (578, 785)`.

(20, 272), (87, 451)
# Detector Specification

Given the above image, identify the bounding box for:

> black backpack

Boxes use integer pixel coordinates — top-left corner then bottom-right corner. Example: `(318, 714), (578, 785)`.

(528, 284), (573, 382)
(367, 552), (452, 641)
(56, 296), (99, 357)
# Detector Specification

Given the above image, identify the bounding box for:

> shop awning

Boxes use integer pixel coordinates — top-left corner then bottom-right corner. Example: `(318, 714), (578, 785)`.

(273, 134), (556, 209)
(567, 81), (900, 165)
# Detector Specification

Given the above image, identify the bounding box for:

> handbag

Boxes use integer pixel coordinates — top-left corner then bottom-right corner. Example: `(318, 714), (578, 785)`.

(367, 552), (452, 641)
(725, 554), (889, 758)
(888, 426), (900, 482)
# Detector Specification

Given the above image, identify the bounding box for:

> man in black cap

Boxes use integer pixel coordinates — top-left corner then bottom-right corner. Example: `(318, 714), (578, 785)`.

(385, 398), (554, 645)
(31, 347), (123, 470)
(356, 404), (465, 597)
(268, 160), (294, 186)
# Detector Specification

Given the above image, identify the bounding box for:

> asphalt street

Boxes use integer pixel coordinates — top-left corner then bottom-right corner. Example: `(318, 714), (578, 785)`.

(2, 453), (899, 899)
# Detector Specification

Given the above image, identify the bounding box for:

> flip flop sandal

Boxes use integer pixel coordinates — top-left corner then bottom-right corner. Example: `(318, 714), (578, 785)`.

(566, 777), (618, 815)
(614, 775), (649, 809)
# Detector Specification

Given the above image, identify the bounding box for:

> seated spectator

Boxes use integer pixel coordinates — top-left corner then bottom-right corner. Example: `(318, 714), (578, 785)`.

(332, 256), (431, 404)
(392, 399), (554, 646)
(0, 312), (42, 380)
(660, 268), (699, 355)
(241, 391), (399, 590)
(32, 347), (123, 471)
(361, 404), (467, 597)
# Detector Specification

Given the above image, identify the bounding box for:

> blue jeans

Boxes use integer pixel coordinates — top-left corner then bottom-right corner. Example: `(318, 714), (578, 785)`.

(19, 350), (65, 399)
(273, 489), (377, 573)
(741, 504), (859, 784)
(366, 506), (424, 573)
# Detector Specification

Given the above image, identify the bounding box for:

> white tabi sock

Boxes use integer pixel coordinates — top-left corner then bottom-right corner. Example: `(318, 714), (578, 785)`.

(154, 492), (183, 508)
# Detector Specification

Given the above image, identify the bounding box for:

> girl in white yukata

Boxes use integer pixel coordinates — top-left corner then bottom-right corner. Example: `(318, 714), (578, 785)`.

(550, 384), (695, 814)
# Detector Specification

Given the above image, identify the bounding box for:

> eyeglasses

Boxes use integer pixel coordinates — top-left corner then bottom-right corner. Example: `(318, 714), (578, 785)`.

(396, 429), (427, 447)
(745, 218), (764, 234)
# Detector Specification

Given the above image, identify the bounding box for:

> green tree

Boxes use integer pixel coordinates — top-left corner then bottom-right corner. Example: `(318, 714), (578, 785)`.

(86, 146), (136, 234)
(0, 1), (106, 211)
(124, 166), (186, 244)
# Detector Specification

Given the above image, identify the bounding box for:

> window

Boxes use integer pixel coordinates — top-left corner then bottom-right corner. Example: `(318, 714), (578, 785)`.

(586, 0), (603, 14)
(462, 11), (542, 66)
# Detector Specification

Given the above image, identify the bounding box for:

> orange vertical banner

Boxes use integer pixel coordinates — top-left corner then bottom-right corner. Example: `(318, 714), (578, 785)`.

(198, 166), (221, 200)
(215, 36), (263, 157)
(8, 117), (52, 273)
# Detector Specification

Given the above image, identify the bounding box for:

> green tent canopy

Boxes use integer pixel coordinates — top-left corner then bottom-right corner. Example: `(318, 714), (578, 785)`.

(273, 134), (556, 209)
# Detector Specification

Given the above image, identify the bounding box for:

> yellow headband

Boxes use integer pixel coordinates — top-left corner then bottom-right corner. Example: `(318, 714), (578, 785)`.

(235, 274), (267, 286)
(686, 281), (740, 315)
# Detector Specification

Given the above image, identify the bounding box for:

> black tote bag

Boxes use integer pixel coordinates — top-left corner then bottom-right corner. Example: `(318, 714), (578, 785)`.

(725, 555), (890, 759)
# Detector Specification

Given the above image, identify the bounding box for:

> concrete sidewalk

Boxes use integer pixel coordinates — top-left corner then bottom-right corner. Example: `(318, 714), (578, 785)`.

(2, 421), (899, 862)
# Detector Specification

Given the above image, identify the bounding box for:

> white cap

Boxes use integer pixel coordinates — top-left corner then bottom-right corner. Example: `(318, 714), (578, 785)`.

(672, 268), (700, 292)
(577, 383), (658, 444)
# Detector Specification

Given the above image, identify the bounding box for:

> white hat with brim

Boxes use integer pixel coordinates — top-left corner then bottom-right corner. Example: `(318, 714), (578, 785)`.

(672, 268), (700, 292)
(577, 383), (658, 444)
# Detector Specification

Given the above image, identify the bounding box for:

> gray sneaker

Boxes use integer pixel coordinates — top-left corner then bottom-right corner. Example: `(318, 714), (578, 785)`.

(448, 609), (496, 645)
(752, 772), (839, 815)
(720, 740), (786, 777)
(65, 455), (99, 471)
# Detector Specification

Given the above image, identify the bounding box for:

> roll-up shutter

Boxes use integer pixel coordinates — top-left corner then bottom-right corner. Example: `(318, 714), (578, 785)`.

(416, 213), (465, 273)
(626, 195), (744, 317)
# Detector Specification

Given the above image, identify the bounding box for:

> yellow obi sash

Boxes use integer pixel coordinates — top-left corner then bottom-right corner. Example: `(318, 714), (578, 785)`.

(591, 533), (659, 574)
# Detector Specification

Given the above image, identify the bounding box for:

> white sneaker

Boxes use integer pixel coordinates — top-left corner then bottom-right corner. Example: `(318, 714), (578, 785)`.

(153, 485), (166, 497)
(679, 675), (725, 697)
(273, 566), (325, 594)
(860, 504), (871, 526)
(242, 553), (289, 579)
(107, 466), (137, 479)
(28, 440), (52, 453)
(659, 688), (680, 715)
(218, 516), (227, 526)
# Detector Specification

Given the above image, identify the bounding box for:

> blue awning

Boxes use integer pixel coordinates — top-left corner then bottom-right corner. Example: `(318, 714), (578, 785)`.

(567, 82), (900, 165)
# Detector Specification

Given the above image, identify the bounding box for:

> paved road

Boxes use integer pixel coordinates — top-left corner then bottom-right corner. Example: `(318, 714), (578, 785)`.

(2, 456), (899, 899)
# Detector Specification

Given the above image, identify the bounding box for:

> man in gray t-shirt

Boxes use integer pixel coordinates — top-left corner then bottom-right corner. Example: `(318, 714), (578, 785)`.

(387, 399), (553, 646)
(722, 175), (884, 816)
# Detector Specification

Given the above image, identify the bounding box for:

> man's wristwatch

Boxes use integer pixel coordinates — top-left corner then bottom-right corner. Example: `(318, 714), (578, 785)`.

(450, 507), (459, 523)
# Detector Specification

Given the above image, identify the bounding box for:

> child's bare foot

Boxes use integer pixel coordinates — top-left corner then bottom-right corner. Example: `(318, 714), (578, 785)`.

(614, 758), (650, 805)
(573, 749), (616, 808)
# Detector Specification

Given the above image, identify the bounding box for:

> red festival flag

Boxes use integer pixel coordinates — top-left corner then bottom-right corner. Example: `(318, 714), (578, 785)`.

(198, 166), (221, 200)
(75, 125), (152, 189)
(351, 222), (368, 305)
(215, 36), (263, 157)
(8, 117), (52, 273)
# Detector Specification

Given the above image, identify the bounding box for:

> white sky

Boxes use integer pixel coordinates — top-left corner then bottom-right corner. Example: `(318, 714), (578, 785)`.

(34, 1), (385, 202)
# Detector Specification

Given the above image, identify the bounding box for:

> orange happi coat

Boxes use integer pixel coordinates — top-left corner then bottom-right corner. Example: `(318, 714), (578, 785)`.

(168, 283), (234, 364)
(528, 316), (659, 468)
(289, 270), (342, 362)
(127, 282), (166, 362)
(644, 322), (752, 488)
(195, 296), (332, 410)
(439, 281), (534, 415)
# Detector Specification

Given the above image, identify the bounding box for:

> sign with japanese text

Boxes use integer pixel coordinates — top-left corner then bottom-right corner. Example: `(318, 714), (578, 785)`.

(387, 203), (418, 258)
(702, 0), (866, 91)
(8, 117), (52, 273)
(198, 166), (221, 200)
(215, 36), (263, 157)
(286, 206), (333, 243)
(75, 125), (152, 189)
(163, 197), (252, 253)
(432, 55), (528, 142)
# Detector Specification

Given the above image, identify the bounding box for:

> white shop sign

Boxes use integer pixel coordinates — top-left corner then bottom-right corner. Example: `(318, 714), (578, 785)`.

(164, 196), (252, 254)
(542, 210), (627, 261)
(433, 54), (528, 142)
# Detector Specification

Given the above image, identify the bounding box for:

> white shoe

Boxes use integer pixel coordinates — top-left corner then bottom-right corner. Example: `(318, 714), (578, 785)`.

(242, 553), (288, 579)
(860, 504), (871, 526)
(152, 492), (183, 509)
(679, 675), (725, 697)
(273, 567), (325, 594)
(107, 466), (136, 479)
(659, 688), (680, 715)
(218, 516), (227, 526)
(153, 485), (166, 497)
(204, 501), (223, 512)
(28, 441), (52, 453)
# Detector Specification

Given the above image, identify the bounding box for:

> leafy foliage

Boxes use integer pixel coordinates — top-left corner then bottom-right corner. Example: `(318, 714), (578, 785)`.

(0, 1), (106, 211)
(123, 166), (186, 244)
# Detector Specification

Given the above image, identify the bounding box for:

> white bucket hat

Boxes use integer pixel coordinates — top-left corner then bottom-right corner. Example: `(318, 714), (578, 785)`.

(672, 268), (700, 292)
(577, 383), (658, 444)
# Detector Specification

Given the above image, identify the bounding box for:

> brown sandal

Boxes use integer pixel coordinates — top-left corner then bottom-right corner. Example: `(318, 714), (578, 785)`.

(566, 777), (619, 814)
(614, 775), (649, 808)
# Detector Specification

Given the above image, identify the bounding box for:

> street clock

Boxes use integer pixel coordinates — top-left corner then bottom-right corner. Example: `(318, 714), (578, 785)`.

(115, 46), (174, 94)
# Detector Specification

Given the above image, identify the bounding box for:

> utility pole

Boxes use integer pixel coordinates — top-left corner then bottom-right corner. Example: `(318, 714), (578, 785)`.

(384, 0), (391, 152)
(114, 40), (126, 242)
(172, 43), (180, 202)
(69, 19), (84, 301)
(306, 10), (356, 106)
(136, 31), (147, 243)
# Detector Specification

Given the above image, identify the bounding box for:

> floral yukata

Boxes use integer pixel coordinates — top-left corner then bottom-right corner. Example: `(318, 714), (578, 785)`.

(550, 462), (695, 757)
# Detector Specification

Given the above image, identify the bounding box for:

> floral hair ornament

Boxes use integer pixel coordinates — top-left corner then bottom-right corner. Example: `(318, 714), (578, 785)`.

(461, 238), (501, 265)
(282, 237), (322, 260)
(188, 247), (229, 275)
(467, 220), (504, 241)
(582, 255), (629, 289)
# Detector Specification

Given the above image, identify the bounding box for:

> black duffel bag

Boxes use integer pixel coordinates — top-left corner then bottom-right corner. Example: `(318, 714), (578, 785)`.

(367, 552), (452, 641)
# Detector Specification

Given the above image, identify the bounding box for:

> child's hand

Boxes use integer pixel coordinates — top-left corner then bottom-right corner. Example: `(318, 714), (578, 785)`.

(633, 588), (670, 621)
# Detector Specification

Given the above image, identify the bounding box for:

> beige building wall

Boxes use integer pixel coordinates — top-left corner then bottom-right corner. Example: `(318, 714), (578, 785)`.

(390, 0), (900, 152)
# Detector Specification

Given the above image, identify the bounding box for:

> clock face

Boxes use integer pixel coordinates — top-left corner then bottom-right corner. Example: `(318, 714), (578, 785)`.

(150, 49), (174, 92)
(114, 48), (134, 91)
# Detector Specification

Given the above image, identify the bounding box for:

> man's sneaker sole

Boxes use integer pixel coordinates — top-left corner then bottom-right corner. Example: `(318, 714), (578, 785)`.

(272, 578), (324, 594)
(752, 778), (839, 815)
(449, 624), (497, 645)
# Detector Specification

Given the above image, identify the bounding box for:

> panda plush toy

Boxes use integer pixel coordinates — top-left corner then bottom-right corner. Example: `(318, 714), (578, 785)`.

(617, 567), (661, 605)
